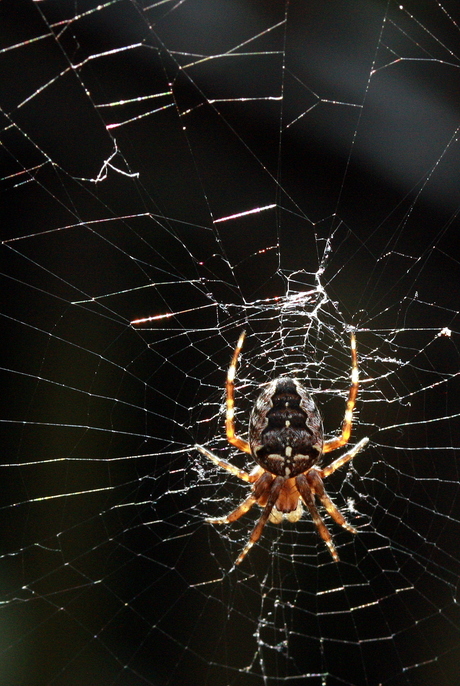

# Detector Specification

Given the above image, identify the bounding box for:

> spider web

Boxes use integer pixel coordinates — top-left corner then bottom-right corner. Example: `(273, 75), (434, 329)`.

(2, 1), (460, 684)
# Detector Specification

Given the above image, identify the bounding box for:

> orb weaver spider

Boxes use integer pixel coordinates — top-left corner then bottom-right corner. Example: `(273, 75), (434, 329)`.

(196, 331), (368, 564)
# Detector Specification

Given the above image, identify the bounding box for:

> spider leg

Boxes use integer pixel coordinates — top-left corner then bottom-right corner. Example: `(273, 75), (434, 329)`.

(320, 437), (369, 478)
(235, 476), (285, 565)
(323, 332), (360, 454)
(295, 474), (340, 562)
(307, 469), (357, 534)
(207, 472), (273, 526)
(206, 493), (258, 525)
(226, 331), (252, 454)
(196, 444), (263, 483)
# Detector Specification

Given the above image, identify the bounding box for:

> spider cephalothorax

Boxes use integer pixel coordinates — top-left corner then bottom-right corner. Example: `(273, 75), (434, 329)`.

(196, 331), (369, 565)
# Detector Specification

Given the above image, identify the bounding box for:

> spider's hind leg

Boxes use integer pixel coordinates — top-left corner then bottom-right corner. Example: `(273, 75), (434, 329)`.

(320, 437), (369, 478)
(323, 333), (360, 454)
(225, 331), (252, 454)
(196, 444), (256, 482)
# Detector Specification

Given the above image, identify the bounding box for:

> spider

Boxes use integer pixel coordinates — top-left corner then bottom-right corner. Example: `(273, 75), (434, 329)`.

(196, 331), (369, 565)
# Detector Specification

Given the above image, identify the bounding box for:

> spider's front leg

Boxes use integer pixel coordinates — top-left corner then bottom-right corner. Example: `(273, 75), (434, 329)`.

(306, 469), (357, 535)
(235, 475), (285, 565)
(295, 474), (341, 562)
(205, 472), (273, 527)
(205, 493), (259, 526)
(296, 438), (369, 561)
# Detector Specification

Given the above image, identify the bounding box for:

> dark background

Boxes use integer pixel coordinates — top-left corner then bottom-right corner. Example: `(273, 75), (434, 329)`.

(2, 1), (460, 684)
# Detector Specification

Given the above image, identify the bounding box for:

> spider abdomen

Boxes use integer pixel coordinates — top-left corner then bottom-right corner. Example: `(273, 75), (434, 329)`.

(249, 377), (323, 478)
